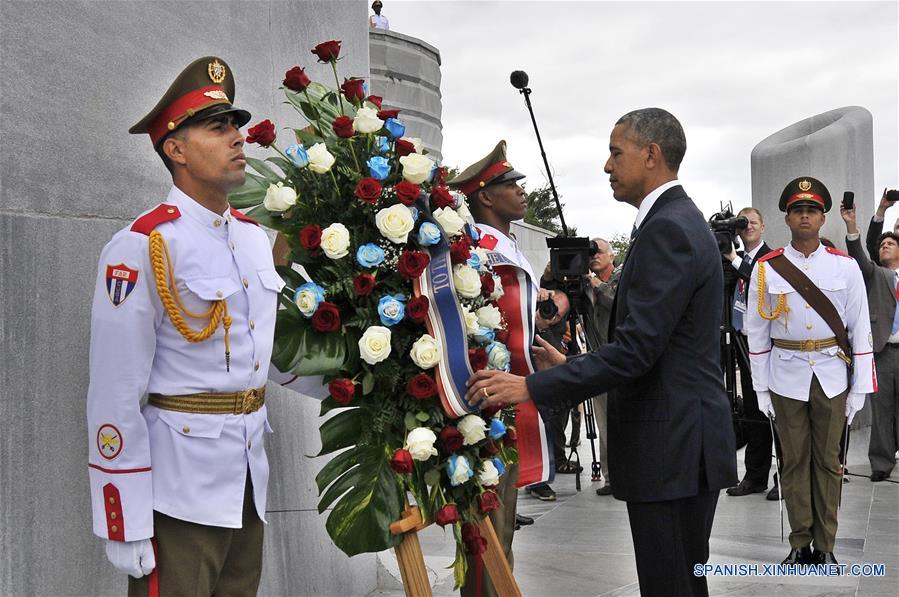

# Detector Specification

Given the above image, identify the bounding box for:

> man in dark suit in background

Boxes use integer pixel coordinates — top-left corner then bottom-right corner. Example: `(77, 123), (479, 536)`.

(467, 108), (737, 596)
(865, 188), (899, 263)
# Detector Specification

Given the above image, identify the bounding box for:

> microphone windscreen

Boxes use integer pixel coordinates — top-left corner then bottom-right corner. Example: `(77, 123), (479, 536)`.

(510, 70), (529, 89)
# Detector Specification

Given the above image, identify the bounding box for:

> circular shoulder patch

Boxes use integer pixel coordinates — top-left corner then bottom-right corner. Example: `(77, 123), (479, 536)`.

(97, 424), (123, 460)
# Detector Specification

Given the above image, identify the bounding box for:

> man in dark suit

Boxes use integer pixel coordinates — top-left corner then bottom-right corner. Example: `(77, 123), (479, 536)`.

(842, 205), (899, 482)
(864, 188), (899, 263)
(722, 208), (781, 500)
(466, 108), (737, 596)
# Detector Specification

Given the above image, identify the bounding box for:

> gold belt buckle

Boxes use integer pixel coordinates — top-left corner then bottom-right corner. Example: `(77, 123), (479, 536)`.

(801, 339), (815, 352)
(236, 388), (259, 414)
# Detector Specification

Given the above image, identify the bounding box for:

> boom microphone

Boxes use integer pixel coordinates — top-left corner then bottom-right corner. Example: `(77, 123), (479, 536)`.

(510, 70), (529, 90)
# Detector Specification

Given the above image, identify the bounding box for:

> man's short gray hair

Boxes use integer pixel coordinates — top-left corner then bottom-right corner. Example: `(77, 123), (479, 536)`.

(591, 237), (613, 255)
(616, 108), (686, 172)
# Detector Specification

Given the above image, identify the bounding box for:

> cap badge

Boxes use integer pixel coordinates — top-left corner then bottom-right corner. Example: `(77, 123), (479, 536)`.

(207, 59), (227, 84)
(203, 89), (229, 101)
(798, 179), (812, 192)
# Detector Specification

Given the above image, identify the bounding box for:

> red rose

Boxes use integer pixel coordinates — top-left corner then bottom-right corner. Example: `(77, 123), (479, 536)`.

(353, 273), (376, 296)
(438, 426), (464, 452)
(503, 426), (518, 448)
(340, 78), (366, 103)
(397, 251), (430, 279)
(332, 115), (355, 138)
(328, 378), (355, 406)
(469, 347), (488, 371)
(246, 119), (276, 147)
(494, 328), (509, 346)
(434, 167), (448, 186)
(478, 490), (501, 514)
(430, 186), (454, 209)
(480, 273), (495, 298)
(479, 439), (500, 457)
(394, 181), (421, 206)
(367, 95), (383, 109)
(406, 295), (430, 324)
(461, 523), (487, 556)
(354, 177), (382, 204)
(377, 109), (401, 120)
(311, 301), (341, 333)
(299, 224), (322, 251)
(435, 503), (460, 527)
(407, 373), (437, 400)
(389, 449), (414, 474)
(283, 66), (311, 92)
(450, 238), (472, 265)
(312, 40), (341, 62)
(394, 138), (415, 157)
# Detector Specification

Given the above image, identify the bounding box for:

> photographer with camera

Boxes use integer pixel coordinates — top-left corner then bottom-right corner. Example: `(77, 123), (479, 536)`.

(720, 208), (782, 500)
(865, 188), (899, 263)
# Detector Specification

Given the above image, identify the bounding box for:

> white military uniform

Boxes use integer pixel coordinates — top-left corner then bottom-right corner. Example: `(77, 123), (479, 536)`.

(87, 185), (284, 542)
(746, 242), (875, 400)
(475, 223), (538, 313)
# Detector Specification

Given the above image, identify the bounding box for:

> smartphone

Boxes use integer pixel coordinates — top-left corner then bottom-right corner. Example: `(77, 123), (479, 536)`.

(886, 189), (899, 203)
(842, 191), (855, 210)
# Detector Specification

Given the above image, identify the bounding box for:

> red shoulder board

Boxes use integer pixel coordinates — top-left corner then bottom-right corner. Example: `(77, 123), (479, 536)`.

(825, 246), (852, 259)
(230, 208), (259, 226)
(757, 247), (784, 263)
(479, 234), (498, 250)
(130, 204), (180, 235)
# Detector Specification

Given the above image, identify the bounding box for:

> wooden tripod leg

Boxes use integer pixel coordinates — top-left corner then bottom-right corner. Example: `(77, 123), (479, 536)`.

(477, 517), (522, 597)
(391, 506), (433, 597)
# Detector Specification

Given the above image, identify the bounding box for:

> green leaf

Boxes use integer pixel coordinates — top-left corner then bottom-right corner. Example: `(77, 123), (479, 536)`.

(228, 172), (268, 208)
(424, 467), (441, 487)
(266, 156), (293, 177)
(294, 128), (322, 146)
(318, 408), (363, 456)
(415, 411), (430, 422)
(245, 204), (286, 230)
(404, 412), (418, 431)
(298, 100), (321, 122)
(362, 371), (375, 396)
(271, 307), (347, 376)
(315, 445), (363, 494)
(246, 156), (283, 184)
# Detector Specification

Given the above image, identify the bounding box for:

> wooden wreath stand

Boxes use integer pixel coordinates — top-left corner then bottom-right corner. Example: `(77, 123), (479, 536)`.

(390, 505), (522, 597)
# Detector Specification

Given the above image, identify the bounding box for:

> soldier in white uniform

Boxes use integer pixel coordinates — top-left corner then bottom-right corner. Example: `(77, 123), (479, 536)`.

(746, 177), (874, 567)
(87, 57), (284, 595)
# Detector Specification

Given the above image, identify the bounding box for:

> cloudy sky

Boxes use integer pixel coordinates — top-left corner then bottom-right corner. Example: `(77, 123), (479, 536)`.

(386, 0), (898, 240)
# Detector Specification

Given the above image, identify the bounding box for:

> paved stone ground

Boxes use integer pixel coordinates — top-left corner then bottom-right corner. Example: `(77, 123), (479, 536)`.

(371, 427), (898, 596)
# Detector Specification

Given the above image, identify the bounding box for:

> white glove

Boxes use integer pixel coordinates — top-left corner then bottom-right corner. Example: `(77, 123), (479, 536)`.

(845, 392), (865, 425)
(756, 391), (776, 419)
(104, 538), (155, 578)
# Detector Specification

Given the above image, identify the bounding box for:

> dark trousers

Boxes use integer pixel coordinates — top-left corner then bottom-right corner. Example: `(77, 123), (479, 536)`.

(870, 347), (899, 474)
(626, 489), (719, 597)
(738, 343), (782, 487)
(129, 473), (264, 597)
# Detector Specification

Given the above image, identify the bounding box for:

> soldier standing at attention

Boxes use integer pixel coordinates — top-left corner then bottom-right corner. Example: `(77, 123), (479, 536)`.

(87, 57), (284, 595)
(746, 177), (874, 566)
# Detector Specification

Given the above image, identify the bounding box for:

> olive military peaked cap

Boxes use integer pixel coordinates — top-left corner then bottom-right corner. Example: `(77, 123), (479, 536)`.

(448, 140), (526, 198)
(779, 176), (832, 213)
(129, 56), (251, 147)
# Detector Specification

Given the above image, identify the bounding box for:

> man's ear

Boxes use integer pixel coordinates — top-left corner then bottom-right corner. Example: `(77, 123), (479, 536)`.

(162, 135), (188, 167)
(475, 188), (492, 211)
(645, 142), (663, 169)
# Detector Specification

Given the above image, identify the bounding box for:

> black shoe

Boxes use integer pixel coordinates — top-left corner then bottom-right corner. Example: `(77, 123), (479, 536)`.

(782, 545), (813, 565)
(556, 461), (583, 474)
(813, 550), (838, 565)
(527, 483), (556, 501)
(726, 480), (767, 497)
(871, 471), (889, 482)
(515, 513), (534, 526)
(595, 484), (613, 496)
(766, 485), (781, 501)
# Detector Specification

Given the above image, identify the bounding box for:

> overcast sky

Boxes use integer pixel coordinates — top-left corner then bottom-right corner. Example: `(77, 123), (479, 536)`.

(385, 0), (898, 240)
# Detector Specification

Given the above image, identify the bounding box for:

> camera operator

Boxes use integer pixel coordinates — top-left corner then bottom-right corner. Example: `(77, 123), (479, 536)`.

(866, 188), (899, 263)
(721, 207), (781, 499)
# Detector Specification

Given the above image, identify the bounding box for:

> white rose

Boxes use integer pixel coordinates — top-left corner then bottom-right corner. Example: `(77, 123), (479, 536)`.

(458, 414), (488, 446)
(455, 199), (473, 221)
(476, 305), (502, 330)
(410, 334), (441, 369)
(263, 182), (298, 212)
(307, 142), (336, 174)
(400, 136), (424, 153)
(461, 305), (479, 336)
(375, 203), (415, 244)
(358, 326), (392, 364)
(449, 456), (472, 486)
(453, 264), (482, 299)
(295, 290), (318, 317)
(487, 342), (512, 372)
(478, 460), (500, 486)
(433, 207), (465, 237)
(405, 427), (438, 461)
(320, 223), (350, 259)
(489, 276), (504, 301)
(353, 105), (384, 134)
(399, 153), (434, 184)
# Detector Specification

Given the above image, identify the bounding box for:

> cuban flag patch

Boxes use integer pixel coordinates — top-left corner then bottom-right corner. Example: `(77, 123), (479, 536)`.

(105, 263), (138, 307)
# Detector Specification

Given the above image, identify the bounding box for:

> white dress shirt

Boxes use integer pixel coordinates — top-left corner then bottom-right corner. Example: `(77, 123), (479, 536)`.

(633, 179), (681, 231)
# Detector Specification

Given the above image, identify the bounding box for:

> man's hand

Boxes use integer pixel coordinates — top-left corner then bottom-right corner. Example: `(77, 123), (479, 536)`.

(876, 187), (894, 218)
(840, 205), (859, 234)
(846, 392), (865, 424)
(531, 335), (566, 371)
(723, 243), (737, 262)
(756, 391), (776, 419)
(465, 369), (531, 409)
(105, 538), (156, 578)
(537, 287), (552, 302)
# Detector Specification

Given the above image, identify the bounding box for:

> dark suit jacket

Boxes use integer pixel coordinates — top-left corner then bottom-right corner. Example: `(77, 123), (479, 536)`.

(866, 216), (884, 265)
(735, 242), (771, 288)
(847, 235), (896, 352)
(526, 185), (737, 502)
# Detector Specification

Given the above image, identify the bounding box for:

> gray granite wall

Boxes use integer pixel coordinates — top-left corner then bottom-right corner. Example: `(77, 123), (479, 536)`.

(1, 1), (379, 595)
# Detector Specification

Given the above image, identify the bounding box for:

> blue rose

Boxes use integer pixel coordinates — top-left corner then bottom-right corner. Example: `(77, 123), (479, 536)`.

(293, 282), (326, 318)
(377, 294), (406, 327)
(367, 155), (391, 180)
(486, 341), (512, 372)
(488, 418), (507, 440)
(285, 144), (309, 168)
(473, 327), (495, 345)
(468, 225), (481, 242)
(356, 243), (386, 268)
(467, 252), (482, 270)
(417, 222), (442, 247)
(492, 457), (506, 477)
(447, 454), (474, 486)
(384, 118), (406, 139)
(376, 136), (391, 153)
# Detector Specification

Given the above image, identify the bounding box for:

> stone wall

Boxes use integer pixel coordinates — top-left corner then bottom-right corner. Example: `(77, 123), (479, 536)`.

(0, 1), (379, 595)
